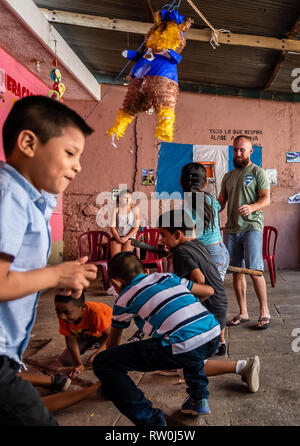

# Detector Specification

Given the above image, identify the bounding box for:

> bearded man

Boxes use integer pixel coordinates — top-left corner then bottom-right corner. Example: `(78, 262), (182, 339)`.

(218, 135), (271, 329)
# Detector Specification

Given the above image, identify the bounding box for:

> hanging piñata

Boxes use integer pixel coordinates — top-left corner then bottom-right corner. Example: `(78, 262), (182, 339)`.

(107, 9), (192, 143)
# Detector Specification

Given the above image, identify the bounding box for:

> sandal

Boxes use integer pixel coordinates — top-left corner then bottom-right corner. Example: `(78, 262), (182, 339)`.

(226, 315), (250, 326)
(256, 317), (271, 329)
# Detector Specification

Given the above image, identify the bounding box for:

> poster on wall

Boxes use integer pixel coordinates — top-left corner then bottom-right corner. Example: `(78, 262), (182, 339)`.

(142, 169), (155, 186)
(286, 152), (300, 163)
(266, 169), (278, 186)
(112, 188), (120, 201)
(288, 193), (300, 204)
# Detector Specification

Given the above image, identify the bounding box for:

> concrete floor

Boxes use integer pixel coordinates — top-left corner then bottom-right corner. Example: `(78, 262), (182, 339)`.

(24, 269), (300, 427)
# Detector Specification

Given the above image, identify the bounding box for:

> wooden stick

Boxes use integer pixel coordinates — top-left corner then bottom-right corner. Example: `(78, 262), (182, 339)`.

(227, 265), (263, 276)
(131, 239), (262, 275)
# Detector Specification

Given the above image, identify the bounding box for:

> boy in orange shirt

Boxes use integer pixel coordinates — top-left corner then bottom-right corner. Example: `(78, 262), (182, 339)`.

(55, 292), (112, 378)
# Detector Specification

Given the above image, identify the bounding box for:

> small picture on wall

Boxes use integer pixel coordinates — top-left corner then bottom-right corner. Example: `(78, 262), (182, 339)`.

(112, 188), (120, 201)
(286, 151), (300, 163)
(266, 169), (278, 186)
(142, 169), (155, 186)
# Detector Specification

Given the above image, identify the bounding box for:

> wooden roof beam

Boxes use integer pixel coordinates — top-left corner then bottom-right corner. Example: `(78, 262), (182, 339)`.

(40, 9), (300, 53)
(264, 15), (300, 89)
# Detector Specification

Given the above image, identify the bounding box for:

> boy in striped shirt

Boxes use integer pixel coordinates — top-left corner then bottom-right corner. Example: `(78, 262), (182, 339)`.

(92, 252), (220, 426)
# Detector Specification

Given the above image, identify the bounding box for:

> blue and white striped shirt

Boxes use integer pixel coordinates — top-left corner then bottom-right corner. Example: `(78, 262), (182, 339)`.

(112, 272), (220, 354)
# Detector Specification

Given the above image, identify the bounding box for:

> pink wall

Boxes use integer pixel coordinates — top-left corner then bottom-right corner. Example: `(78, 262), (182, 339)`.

(65, 85), (300, 268)
(0, 46), (63, 241)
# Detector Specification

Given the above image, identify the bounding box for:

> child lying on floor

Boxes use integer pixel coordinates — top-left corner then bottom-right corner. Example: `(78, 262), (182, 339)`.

(55, 291), (112, 378)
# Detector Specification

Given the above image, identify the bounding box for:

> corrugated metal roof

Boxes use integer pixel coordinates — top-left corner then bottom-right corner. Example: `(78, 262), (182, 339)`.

(33, 0), (300, 96)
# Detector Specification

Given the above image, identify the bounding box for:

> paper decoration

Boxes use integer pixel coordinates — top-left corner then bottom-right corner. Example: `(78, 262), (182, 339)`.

(266, 169), (278, 186)
(286, 152), (300, 163)
(288, 192), (300, 204)
(48, 59), (66, 101)
(112, 188), (120, 201)
(0, 68), (6, 103)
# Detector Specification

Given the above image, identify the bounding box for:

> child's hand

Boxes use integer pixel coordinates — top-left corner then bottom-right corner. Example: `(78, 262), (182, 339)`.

(87, 352), (97, 365)
(54, 257), (97, 298)
(68, 364), (85, 378)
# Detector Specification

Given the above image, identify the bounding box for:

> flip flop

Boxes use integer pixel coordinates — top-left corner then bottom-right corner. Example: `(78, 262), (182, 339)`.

(256, 317), (271, 329)
(226, 315), (250, 326)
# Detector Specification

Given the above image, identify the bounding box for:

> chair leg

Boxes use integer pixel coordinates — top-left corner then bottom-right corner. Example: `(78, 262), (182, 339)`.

(157, 260), (164, 273)
(101, 265), (109, 290)
(267, 257), (276, 288)
(271, 258), (276, 287)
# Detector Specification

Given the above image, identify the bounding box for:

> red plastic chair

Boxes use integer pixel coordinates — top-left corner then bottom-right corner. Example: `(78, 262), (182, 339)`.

(263, 226), (278, 288)
(77, 231), (111, 290)
(136, 228), (164, 273)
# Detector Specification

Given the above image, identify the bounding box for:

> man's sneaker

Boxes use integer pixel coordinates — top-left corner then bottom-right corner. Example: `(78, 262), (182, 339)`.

(126, 330), (144, 343)
(50, 374), (71, 392)
(216, 343), (227, 356)
(239, 356), (260, 393)
(181, 397), (210, 415)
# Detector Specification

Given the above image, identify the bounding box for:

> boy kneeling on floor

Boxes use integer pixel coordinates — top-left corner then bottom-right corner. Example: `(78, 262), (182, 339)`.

(92, 250), (220, 427)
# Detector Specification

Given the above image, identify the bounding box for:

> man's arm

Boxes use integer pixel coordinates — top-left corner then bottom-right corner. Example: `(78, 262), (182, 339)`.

(217, 191), (227, 212)
(106, 326), (123, 349)
(87, 326), (111, 364)
(190, 282), (214, 302)
(238, 189), (270, 217)
(0, 254), (97, 302)
(188, 268), (214, 302)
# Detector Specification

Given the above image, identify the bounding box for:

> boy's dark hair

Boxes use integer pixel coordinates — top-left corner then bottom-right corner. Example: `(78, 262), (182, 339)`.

(108, 252), (144, 284)
(2, 95), (94, 158)
(55, 291), (85, 308)
(158, 209), (195, 235)
(180, 162), (215, 231)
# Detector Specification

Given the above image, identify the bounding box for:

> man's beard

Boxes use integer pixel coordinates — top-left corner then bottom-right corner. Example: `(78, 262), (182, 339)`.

(233, 157), (250, 169)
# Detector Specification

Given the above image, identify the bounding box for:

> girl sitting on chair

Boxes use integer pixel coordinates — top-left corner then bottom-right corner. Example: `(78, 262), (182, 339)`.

(110, 188), (140, 257)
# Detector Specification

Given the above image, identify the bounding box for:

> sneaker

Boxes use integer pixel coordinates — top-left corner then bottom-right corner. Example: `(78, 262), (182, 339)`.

(107, 286), (118, 295)
(50, 374), (71, 392)
(181, 397), (211, 415)
(126, 330), (145, 343)
(216, 343), (227, 356)
(239, 356), (260, 393)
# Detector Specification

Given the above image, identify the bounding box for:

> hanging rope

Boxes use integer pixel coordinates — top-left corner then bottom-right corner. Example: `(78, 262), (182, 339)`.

(162, 1), (182, 12)
(84, 40), (145, 121)
(186, 0), (230, 49)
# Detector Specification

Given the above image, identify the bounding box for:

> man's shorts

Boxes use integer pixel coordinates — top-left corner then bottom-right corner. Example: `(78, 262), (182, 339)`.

(223, 230), (264, 271)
